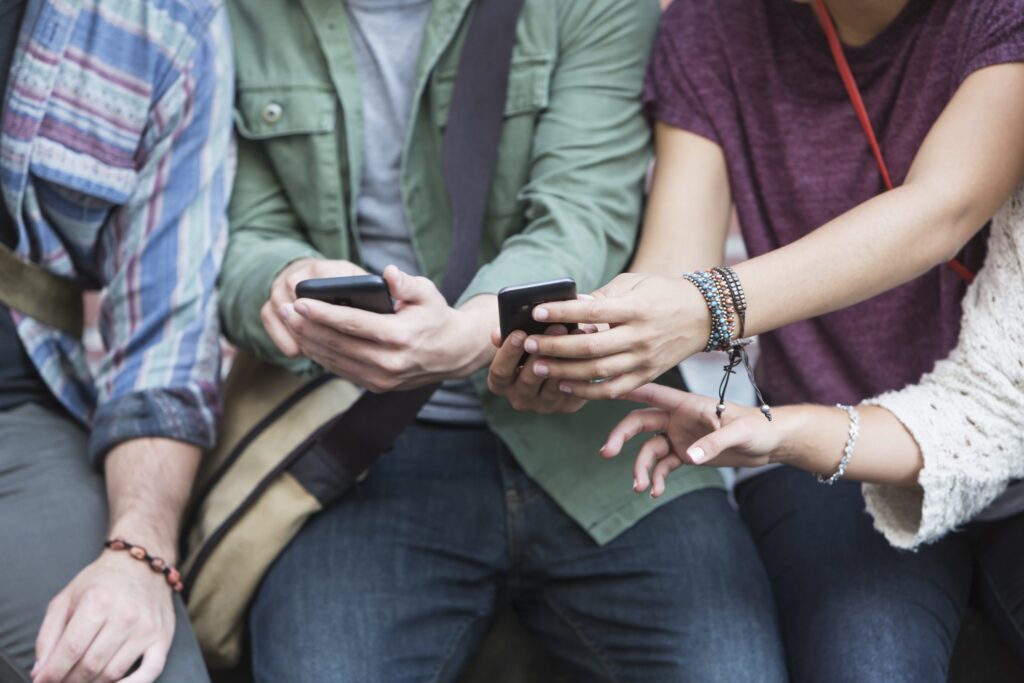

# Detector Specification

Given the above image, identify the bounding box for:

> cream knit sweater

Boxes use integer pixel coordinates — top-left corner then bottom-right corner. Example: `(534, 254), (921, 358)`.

(863, 186), (1024, 550)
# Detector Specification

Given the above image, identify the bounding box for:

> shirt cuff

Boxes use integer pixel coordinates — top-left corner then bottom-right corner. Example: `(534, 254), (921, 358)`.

(89, 387), (218, 466)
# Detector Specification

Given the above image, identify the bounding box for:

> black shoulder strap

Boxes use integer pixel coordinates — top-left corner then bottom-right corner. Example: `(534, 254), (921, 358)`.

(288, 0), (527, 502)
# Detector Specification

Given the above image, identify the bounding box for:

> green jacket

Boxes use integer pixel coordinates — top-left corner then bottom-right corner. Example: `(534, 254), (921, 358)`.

(220, 0), (722, 544)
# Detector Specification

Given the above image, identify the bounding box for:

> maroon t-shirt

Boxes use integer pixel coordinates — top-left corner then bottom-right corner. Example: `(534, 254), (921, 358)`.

(646, 0), (1024, 406)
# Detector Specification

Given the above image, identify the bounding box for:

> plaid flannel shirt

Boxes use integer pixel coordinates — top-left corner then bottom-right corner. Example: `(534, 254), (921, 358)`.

(0, 0), (233, 462)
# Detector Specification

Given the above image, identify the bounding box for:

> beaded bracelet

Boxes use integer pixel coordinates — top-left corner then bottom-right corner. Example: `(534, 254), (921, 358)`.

(104, 537), (184, 593)
(682, 266), (772, 422)
(681, 271), (734, 352)
(817, 404), (860, 485)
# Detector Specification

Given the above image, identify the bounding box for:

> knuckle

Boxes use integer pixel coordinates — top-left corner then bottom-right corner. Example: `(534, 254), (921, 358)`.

(81, 654), (105, 677)
(387, 329), (410, 348)
(85, 590), (112, 612)
(378, 355), (403, 376)
(121, 606), (141, 627)
(377, 375), (400, 392)
(63, 640), (86, 661)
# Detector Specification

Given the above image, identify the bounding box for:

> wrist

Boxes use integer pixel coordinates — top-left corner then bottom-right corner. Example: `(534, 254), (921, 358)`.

(103, 536), (185, 593)
(676, 277), (713, 357)
(108, 519), (178, 565)
(767, 406), (812, 467)
(450, 296), (498, 376)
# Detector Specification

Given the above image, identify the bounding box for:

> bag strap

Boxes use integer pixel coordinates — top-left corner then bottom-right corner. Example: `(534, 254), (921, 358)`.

(811, 0), (974, 284)
(288, 0), (528, 501)
(0, 241), (83, 337)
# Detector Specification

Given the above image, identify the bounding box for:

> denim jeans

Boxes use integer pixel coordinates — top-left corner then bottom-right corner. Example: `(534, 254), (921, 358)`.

(736, 466), (1024, 683)
(250, 422), (787, 683)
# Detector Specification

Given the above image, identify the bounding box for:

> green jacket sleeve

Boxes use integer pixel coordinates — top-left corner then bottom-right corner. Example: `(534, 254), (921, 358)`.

(218, 134), (322, 372)
(459, 0), (661, 303)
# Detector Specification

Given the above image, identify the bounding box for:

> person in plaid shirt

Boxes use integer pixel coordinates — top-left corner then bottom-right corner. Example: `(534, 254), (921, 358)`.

(0, 0), (232, 680)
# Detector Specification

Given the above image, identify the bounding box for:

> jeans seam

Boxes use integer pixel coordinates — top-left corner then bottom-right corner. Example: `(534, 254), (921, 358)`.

(978, 564), (1024, 647)
(428, 613), (488, 683)
(541, 592), (622, 683)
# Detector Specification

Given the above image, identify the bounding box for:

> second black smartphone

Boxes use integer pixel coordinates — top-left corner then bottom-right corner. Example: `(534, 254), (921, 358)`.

(295, 275), (395, 314)
(498, 277), (578, 341)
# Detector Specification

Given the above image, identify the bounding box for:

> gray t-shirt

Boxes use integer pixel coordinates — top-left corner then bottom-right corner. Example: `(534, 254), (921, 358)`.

(344, 0), (485, 424)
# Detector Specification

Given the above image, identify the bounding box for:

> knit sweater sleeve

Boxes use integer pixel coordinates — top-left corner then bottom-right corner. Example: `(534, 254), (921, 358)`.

(861, 187), (1024, 550)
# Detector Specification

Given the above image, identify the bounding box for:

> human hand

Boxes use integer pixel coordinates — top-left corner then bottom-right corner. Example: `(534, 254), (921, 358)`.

(32, 551), (175, 683)
(261, 258), (369, 358)
(280, 265), (495, 392)
(486, 324), (588, 414)
(601, 384), (784, 497)
(516, 273), (711, 400)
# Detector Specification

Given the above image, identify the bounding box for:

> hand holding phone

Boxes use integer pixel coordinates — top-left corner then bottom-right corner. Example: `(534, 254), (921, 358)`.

(497, 278), (578, 341)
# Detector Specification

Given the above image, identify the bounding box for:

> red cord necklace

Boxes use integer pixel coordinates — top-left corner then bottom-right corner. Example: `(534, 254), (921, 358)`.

(811, 0), (975, 283)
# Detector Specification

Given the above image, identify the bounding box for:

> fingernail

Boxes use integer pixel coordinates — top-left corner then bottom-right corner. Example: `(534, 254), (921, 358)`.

(510, 333), (524, 348)
(687, 446), (706, 463)
(524, 339), (538, 353)
(533, 362), (549, 377)
(278, 304), (290, 319)
(294, 301), (310, 317)
(559, 383), (573, 395)
(534, 307), (549, 321)
(579, 293), (595, 300)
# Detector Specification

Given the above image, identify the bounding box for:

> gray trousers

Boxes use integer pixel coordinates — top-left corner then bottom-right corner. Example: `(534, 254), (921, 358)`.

(0, 403), (209, 682)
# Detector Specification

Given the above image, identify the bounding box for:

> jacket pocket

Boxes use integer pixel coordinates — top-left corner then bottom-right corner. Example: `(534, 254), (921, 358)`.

(234, 86), (345, 235)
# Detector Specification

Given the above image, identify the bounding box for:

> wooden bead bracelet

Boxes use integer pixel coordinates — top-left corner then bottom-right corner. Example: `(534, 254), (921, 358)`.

(104, 537), (184, 593)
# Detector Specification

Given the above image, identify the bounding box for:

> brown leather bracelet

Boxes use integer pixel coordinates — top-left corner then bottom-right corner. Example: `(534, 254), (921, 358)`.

(104, 537), (184, 593)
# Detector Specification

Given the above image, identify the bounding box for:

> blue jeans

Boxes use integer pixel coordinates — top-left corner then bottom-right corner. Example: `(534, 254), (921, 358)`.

(250, 422), (787, 682)
(736, 466), (1024, 683)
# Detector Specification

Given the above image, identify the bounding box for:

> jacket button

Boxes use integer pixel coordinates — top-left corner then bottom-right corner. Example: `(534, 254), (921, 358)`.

(262, 102), (284, 124)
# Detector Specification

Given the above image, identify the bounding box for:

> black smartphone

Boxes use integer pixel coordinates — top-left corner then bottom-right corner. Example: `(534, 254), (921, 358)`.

(295, 275), (395, 314)
(498, 278), (578, 341)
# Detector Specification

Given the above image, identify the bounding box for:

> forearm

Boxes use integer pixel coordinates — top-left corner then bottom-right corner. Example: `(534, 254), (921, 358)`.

(736, 182), (978, 337)
(736, 64), (1024, 337)
(104, 438), (201, 563)
(773, 404), (922, 487)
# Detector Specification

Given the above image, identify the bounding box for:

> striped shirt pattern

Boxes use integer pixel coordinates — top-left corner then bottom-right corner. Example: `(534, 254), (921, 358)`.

(1, 0), (234, 460)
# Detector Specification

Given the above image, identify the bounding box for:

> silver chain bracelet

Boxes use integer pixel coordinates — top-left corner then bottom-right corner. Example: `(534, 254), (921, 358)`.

(817, 404), (860, 486)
